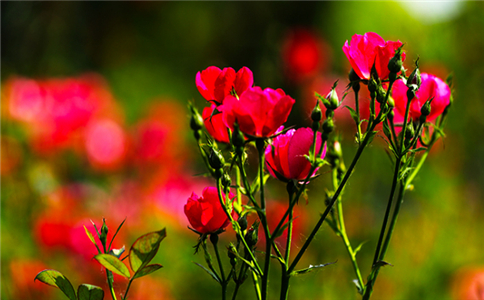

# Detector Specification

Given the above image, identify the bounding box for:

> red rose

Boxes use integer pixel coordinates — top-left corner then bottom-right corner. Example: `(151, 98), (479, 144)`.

(222, 87), (295, 138)
(196, 66), (253, 105)
(342, 32), (405, 80)
(265, 127), (326, 181)
(184, 187), (236, 234)
(202, 104), (230, 143)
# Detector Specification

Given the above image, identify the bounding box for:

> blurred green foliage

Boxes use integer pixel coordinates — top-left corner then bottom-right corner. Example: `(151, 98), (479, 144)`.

(2, 1), (484, 300)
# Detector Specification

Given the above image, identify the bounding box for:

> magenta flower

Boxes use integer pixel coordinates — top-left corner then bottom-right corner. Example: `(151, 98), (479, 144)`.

(342, 32), (406, 80)
(184, 187), (236, 234)
(202, 105), (230, 143)
(265, 127), (326, 181)
(196, 66), (253, 105)
(222, 87), (295, 138)
(392, 73), (451, 122)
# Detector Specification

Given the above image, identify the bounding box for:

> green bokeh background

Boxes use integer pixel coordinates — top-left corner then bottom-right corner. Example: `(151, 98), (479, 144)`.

(2, 1), (484, 300)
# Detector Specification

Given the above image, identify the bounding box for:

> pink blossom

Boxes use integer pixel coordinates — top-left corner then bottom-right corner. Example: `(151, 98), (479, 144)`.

(203, 105), (230, 143)
(392, 73), (451, 122)
(265, 127), (326, 181)
(343, 32), (406, 80)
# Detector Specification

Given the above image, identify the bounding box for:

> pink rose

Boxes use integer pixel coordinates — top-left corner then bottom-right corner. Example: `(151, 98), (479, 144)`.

(196, 66), (253, 105)
(265, 127), (326, 181)
(184, 187), (236, 234)
(343, 32), (406, 80)
(222, 87), (295, 138)
(392, 73), (451, 123)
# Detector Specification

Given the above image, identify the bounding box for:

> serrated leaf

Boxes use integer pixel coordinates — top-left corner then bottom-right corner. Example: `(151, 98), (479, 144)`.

(193, 262), (220, 283)
(77, 284), (104, 300)
(34, 269), (77, 300)
(291, 261), (337, 276)
(129, 229), (166, 273)
(133, 264), (163, 279)
(94, 254), (130, 278)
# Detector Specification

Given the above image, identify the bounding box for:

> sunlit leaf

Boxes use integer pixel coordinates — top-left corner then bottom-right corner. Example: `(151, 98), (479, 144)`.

(77, 284), (104, 300)
(34, 269), (77, 300)
(94, 254), (130, 278)
(129, 229), (166, 273)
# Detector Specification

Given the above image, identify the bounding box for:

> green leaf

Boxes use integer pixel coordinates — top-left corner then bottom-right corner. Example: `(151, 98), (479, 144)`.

(129, 229), (166, 273)
(344, 105), (359, 125)
(94, 254), (130, 278)
(109, 218), (126, 251)
(34, 269), (77, 300)
(272, 222), (290, 239)
(133, 264), (163, 279)
(291, 261), (337, 276)
(83, 226), (101, 255)
(77, 284), (104, 300)
(193, 262), (220, 283)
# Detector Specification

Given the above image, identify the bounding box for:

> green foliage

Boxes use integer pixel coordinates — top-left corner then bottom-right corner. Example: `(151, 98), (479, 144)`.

(34, 270), (77, 300)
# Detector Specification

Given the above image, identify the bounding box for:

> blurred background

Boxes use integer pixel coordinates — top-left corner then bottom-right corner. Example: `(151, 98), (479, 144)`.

(2, 1), (484, 299)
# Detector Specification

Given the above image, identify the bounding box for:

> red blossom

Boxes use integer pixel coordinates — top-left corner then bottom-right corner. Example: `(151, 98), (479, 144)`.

(203, 105), (230, 143)
(196, 66), (253, 105)
(222, 86), (295, 138)
(184, 187), (236, 234)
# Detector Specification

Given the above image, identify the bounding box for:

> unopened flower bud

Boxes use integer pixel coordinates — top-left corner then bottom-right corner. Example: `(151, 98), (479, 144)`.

(326, 89), (339, 110)
(322, 118), (334, 134)
(405, 122), (415, 140)
(245, 223), (259, 250)
(388, 46), (404, 75)
(368, 78), (378, 94)
(100, 219), (108, 247)
(407, 84), (418, 101)
(209, 148), (225, 170)
(421, 99), (431, 117)
(376, 86), (386, 104)
(311, 101), (322, 123)
(407, 60), (421, 88)
(190, 111), (204, 131)
(237, 215), (248, 231)
(387, 96), (395, 108)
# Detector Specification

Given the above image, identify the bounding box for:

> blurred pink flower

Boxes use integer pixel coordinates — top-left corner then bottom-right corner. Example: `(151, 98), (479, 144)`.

(10, 259), (53, 299)
(451, 266), (484, 300)
(85, 118), (127, 170)
(222, 86), (295, 138)
(343, 32), (405, 80)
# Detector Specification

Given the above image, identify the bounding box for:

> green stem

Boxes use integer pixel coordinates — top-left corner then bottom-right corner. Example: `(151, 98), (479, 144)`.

(354, 88), (362, 142)
(107, 271), (118, 300)
(280, 190), (295, 300)
(369, 156), (401, 269)
(379, 182), (405, 260)
(216, 179), (263, 276)
(212, 235), (227, 300)
(256, 139), (272, 300)
(122, 278), (134, 300)
(332, 168), (364, 290)
(288, 127), (374, 274)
